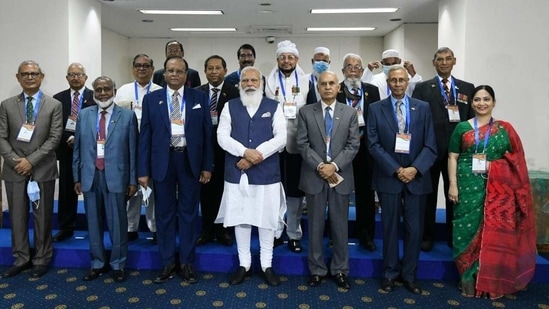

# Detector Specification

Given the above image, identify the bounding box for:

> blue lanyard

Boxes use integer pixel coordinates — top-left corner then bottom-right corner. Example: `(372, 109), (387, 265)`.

(436, 76), (457, 105)
(25, 91), (43, 123)
(392, 96), (411, 134)
(474, 117), (493, 154)
(167, 89), (185, 115)
(134, 81), (152, 103)
(277, 71), (299, 101)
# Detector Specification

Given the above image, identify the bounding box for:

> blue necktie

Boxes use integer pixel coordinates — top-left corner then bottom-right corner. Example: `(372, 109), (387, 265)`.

(325, 106), (333, 159)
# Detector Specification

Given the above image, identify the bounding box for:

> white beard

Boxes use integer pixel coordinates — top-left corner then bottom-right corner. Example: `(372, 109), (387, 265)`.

(239, 87), (262, 108)
(344, 78), (362, 89)
(94, 97), (114, 109)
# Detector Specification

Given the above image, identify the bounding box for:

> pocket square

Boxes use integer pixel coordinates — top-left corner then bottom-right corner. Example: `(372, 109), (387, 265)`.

(159, 100), (164, 105)
(192, 104), (202, 109)
(261, 112), (271, 118)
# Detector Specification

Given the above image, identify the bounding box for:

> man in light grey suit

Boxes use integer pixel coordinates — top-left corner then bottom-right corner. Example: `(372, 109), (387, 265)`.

(297, 71), (359, 290)
(0, 60), (63, 279)
(73, 76), (138, 283)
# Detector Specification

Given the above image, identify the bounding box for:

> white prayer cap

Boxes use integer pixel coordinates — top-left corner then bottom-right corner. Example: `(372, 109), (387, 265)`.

(313, 47), (330, 56)
(382, 49), (400, 59)
(276, 40), (299, 57)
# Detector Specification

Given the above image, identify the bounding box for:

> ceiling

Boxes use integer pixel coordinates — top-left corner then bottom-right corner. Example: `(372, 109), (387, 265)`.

(99, 0), (439, 39)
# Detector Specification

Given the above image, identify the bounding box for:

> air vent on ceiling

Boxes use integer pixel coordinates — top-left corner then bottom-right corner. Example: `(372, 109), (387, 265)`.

(248, 25), (292, 34)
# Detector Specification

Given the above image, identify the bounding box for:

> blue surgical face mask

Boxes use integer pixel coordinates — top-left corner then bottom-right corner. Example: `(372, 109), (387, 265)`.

(313, 61), (329, 74)
(382, 65), (391, 76)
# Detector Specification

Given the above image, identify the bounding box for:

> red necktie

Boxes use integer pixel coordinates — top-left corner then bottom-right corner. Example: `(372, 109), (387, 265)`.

(96, 111), (106, 170)
(71, 91), (80, 116)
(442, 78), (451, 103)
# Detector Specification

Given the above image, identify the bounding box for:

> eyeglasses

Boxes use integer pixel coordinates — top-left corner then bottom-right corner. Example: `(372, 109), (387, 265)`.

(344, 65), (363, 71)
(277, 55), (297, 61)
(67, 72), (86, 78)
(19, 72), (41, 79)
(133, 63), (152, 69)
(434, 57), (455, 63)
(166, 69), (187, 75)
(239, 53), (255, 59)
(388, 78), (409, 84)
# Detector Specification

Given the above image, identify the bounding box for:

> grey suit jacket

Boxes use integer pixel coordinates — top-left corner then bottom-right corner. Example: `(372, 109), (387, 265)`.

(297, 101), (360, 195)
(73, 104), (138, 193)
(0, 92), (63, 182)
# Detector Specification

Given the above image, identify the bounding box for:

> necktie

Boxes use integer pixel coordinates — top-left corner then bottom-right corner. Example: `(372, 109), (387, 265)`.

(396, 100), (405, 133)
(351, 88), (359, 108)
(26, 96), (33, 123)
(170, 92), (182, 146)
(324, 106), (333, 159)
(210, 88), (219, 112)
(442, 78), (451, 103)
(96, 111), (106, 170)
(71, 91), (80, 116)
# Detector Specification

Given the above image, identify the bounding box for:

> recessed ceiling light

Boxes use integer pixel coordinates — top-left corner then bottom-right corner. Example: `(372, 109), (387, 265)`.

(310, 8), (398, 14)
(139, 10), (223, 15)
(170, 28), (237, 32)
(307, 27), (375, 31)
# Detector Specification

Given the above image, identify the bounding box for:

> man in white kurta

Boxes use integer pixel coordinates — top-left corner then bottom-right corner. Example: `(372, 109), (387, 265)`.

(216, 67), (287, 286)
(114, 54), (162, 243)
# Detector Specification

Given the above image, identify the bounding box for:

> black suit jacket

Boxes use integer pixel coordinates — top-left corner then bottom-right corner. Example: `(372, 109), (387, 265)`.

(153, 67), (201, 88)
(195, 82), (240, 165)
(53, 87), (95, 161)
(412, 76), (474, 160)
(336, 82), (381, 164)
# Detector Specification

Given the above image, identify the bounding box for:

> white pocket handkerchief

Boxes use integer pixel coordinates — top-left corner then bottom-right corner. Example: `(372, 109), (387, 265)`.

(261, 112), (271, 118)
(192, 104), (202, 109)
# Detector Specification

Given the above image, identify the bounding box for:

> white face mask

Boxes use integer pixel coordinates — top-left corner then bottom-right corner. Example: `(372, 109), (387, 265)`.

(94, 97), (114, 109)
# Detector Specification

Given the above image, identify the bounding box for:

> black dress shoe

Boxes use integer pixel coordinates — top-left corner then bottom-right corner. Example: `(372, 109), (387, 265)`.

(83, 267), (109, 281)
(31, 265), (48, 278)
(381, 278), (395, 292)
(262, 267), (280, 286)
(196, 231), (212, 245)
(179, 264), (197, 283)
(420, 240), (433, 252)
(403, 281), (422, 294)
(273, 237), (284, 248)
(230, 266), (251, 285)
(154, 264), (176, 283)
(287, 239), (302, 253)
(333, 273), (350, 289)
(2, 263), (30, 278)
(308, 274), (324, 287)
(113, 270), (125, 282)
(53, 230), (74, 242)
(216, 233), (234, 246)
(127, 231), (139, 241)
(361, 240), (377, 252)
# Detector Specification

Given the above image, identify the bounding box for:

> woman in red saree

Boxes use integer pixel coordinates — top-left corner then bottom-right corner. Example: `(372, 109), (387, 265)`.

(447, 85), (536, 299)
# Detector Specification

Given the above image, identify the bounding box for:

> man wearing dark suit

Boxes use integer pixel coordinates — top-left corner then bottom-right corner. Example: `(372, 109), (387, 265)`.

(367, 65), (437, 294)
(336, 53), (380, 252)
(73, 76), (138, 283)
(412, 47), (475, 251)
(297, 71), (360, 290)
(195, 55), (239, 246)
(0, 60), (63, 279)
(138, 56), (214, 284)
(152, 40), (201, 88)
(53, 63), (95, 242)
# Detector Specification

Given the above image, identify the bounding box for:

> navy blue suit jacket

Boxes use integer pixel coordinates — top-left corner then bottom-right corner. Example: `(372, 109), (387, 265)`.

(138, 87), (214, 182)
(366, 96), (437, 195)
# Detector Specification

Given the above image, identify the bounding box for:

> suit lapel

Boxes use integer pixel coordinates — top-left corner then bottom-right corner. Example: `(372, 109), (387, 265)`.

(313, 103), (326, 137)
(89, 106), (98, 138)
(380, 98), (399, 133)
(331, 103), (343, 138)
(184, 88), (193, 131)
(17, 93), (26, 123)
(106, 106), (121, 143)
(159, 89), (171, 132)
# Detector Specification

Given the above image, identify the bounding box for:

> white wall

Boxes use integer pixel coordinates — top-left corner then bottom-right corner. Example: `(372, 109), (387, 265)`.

(101, 28), (130, 87)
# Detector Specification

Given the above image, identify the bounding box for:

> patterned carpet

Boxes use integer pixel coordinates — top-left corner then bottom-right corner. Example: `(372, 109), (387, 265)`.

(1, 267), (548, 309)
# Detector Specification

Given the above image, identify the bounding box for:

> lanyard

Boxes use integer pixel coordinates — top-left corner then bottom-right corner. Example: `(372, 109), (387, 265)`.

(25, 91), (43, 123)
(277, 70), (298, 101)
(134, 81), (152, 104)
(436, 76), (457, 105)
(392, 96), (411, 134)
(474, 117), (493, 154)
(167, 89), (185, 115)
